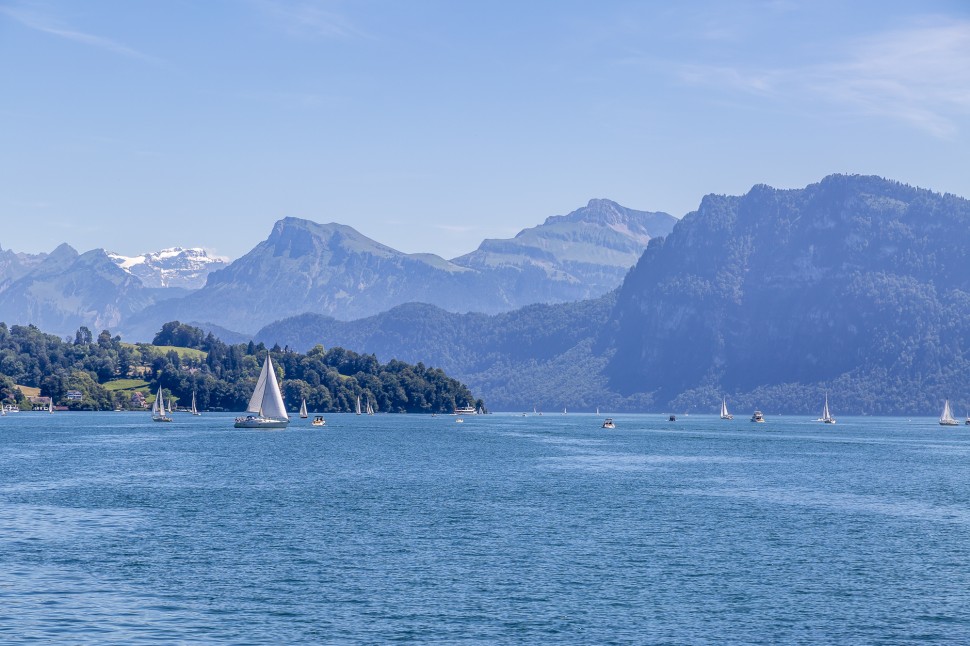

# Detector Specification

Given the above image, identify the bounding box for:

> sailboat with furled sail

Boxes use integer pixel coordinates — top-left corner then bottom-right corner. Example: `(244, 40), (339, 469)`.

(720, 397), (733, 420)
(152, 386), (172, 422)
(234, 354), (289, 429)
(939, 399), (958, 426)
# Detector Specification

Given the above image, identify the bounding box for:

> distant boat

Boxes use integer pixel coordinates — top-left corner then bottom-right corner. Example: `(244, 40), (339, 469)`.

(152, 386), (172, 422)
(818, 393), (836, 424)
(602, 418), (615, 429)
(562, 408), (567, 415)
(720, 397), (733, 420)
(455, 417), (464, 423)
(48, 398), (54, 415)
(596, 407), (600, 415)
(311, 415), (326, 426)
(191, 391), (201, 416)
(3, 404), (20, 413)
(356, 395), (362, 416)
(477, 405), (484, 415)
(751, 410), (765, 423)
(299, 398), (308, 419)
(668, 414), (676, 421)
(366, 399), (375, 415)
(454, 405), (476, 415)
(939, 399), (959, 426)
(234, 355), (289, 429)
(966, 410), (970, 426)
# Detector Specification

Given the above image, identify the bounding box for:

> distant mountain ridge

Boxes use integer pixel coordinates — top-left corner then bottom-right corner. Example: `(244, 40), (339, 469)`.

(252, 175), (970, 415)
(120, 201), (674, 338)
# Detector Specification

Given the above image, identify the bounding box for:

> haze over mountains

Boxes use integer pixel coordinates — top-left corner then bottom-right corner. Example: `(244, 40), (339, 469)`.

(0, 200), (674, 339)
(4, 174), (968, 414)
(254, 175), (970, 415)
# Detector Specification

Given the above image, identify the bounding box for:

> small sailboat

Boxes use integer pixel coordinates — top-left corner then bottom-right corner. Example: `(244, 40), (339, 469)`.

(234, 354), (289, 429)
(818, 393), (835, 424)
(299, 398), (308, 419)
(366, 399), (375, 415)
(48, 397), (54, 414)
(191, 391), (201, 416)
(965, 410), (970, 426)
(939, 399), (959, 426)
(152, 386), (172, 422)
(720, 397), (733, 420)
(596, 407), (600, 415)
(356, 395), (362, 416)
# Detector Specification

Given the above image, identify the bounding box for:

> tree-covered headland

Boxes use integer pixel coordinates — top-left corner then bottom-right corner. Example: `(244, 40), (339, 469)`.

(0, 321), (482, 413)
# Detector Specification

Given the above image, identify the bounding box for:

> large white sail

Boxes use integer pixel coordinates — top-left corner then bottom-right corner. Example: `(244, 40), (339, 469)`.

(356, 395), (362, 415)
(191, 391), (198, 415)
(941, 399), (957, 425)
(246, 360), (269, 414)
(300, 398), (308, 418)
(258, 355), (287, 420)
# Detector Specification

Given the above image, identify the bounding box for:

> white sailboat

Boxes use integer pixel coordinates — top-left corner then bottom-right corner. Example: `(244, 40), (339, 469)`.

(356, 395), (362, 416)
(299, 398), (308, 419)
(152, 386), (172, 422)
(234, 355), (289, 429)
(818, 393), (836, 424)
(939, 399), (958, 426)
(720, 397), (733, 420)
(366, 399), (374, 415)
(191, 391), (201, 415)
(48, 397), (54, 414)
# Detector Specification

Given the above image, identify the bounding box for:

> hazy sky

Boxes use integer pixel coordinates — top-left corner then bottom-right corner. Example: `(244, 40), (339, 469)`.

(2, 1), (969, 260)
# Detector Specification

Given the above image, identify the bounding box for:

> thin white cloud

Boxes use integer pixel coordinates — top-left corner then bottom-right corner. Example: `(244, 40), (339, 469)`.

(253, 0), (368, 40)
(675, 19), (970, 138)
(0, 3), (163, 65)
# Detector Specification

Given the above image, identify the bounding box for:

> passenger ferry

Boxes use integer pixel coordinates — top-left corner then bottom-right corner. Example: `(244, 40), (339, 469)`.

(453, 406), (477, 415)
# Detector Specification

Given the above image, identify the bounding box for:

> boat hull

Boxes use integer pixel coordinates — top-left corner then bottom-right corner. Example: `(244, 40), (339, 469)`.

(234, 417), (289, 429)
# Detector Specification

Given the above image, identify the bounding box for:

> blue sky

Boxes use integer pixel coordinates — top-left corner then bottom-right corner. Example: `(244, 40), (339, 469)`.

(2, 0), (969, 260)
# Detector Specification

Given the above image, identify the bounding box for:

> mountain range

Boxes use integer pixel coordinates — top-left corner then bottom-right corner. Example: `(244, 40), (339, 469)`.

(119, 200), (674, 338)
(251, 175), (970, 415)
(0, 200), (672, 340)
(0, 246), (227, 337)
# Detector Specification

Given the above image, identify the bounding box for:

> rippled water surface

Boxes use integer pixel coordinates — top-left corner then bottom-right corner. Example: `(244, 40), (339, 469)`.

(2, 412), (970, 643)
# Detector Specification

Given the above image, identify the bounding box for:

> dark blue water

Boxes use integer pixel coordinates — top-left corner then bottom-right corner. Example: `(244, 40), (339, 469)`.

(2, 412), (970, 643)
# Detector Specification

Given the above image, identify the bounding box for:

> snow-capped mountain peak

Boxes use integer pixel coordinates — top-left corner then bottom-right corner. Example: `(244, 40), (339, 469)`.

(107, 247), (230, 289)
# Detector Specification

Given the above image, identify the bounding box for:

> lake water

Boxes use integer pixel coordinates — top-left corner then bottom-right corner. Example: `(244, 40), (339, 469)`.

(2, 412), (970, 643)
